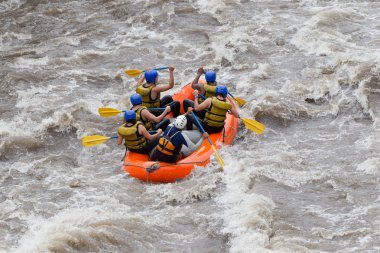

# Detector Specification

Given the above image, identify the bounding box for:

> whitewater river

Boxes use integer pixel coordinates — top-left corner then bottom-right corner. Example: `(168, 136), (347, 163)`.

(1, 0), (379, 252)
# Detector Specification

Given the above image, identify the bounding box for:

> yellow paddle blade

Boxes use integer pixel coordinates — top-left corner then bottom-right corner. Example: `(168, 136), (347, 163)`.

(241, 118), (265, 135)
(233, 97), (247, 107)
(211, 145), (225, 170)
(124, 69), (143, 77)
(98, 107), (123, 117)
(82, 135), (112, 147)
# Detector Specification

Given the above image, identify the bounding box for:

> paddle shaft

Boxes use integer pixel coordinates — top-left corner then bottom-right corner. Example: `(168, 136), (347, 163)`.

(200, 94), (237, 105)
(106, 131), (157, 140)
(200, 94), (207, 100)
(117, 131), (158, 134)
(191, 112), (224, 169)
(148, 108), (165, 111)
(198, 94), (234, 114)
(191, 112), (212, 146)
(124, 67), (169, 77)
(120, 108), (165, 113)
(143, 67), (169, 73)
(199, 91), (238, 101)
(130, 108), (166, 111)
(105, 131), (157, 141)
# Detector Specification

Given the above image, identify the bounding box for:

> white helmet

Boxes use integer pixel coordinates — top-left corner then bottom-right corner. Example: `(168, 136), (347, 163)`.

(174, 115), (187, 129)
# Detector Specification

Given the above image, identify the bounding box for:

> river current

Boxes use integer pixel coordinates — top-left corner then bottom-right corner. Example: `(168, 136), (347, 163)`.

(1, 0), (379, 252)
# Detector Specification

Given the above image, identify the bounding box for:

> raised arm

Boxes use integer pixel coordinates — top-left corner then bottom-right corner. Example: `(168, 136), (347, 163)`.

(152, 65), (175, 93)
(136, 72), (146, 86)
(193, 90), (211, 111)
(191, 67), (205, 92)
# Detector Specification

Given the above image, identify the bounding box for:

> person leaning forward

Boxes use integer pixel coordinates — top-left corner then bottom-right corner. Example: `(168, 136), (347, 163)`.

(183, 67), (218, 119)
(135, 65), (180, 117)
(117, 110), (163, 154)
(150, 115), (208, 163)
(129, 93), (171, 132)
(186, 85), (239, 134)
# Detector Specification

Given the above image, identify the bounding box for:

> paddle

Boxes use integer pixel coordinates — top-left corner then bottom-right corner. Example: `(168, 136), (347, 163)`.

(191, 111), (225, 170)
(198, 95), (264, 135)
(82, 131), (158, 147)
(199, 92), (246, 107)
(228, 92), (246, 107)
(239, 117), (265, 135)
(98, 107), (165, 117)
(82, 135), (118, 147)
(124, 67), (169, 77)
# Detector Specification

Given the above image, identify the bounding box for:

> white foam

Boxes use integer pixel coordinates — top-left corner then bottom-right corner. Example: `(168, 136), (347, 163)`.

(0, 82), (99, 140)
(13, 206), (132, 253)
(15, 85), (55, 109)
(102, 25), (166, 51)
(11, 56), (50, 69)
(209, 25), (260, 65)
(0, 200), (17, 216)
(144, 166), (221, 204)
(218, 192), (275, 253)
(356, 158), (380, 175)
(2, 1), (380, 252)
(288, 6), (380, 120)
(49, 36), (81, 47)
(291, 8), (357, 56)
(0, 32), (31, 46)
(191, 0), (227, 22)
(0, 0), (25, 13)
(305, 204), (374, 242)
(215, 152), (276, 252)
(0, 91), (101, 142)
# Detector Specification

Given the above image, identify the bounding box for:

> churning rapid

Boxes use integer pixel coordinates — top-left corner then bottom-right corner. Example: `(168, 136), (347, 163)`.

(1, 0), (379, 252)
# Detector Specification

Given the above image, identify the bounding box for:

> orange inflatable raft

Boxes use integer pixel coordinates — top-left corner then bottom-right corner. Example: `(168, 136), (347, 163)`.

(123, 82), (239, 183)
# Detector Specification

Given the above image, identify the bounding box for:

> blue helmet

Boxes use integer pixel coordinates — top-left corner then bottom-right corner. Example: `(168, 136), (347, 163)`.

(124, 110), (136, 122)
(130, 93), (142, 106)
(145, 70), (158, 84)
(205, 70), (216, 83)
(215, 85), (228, 98)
